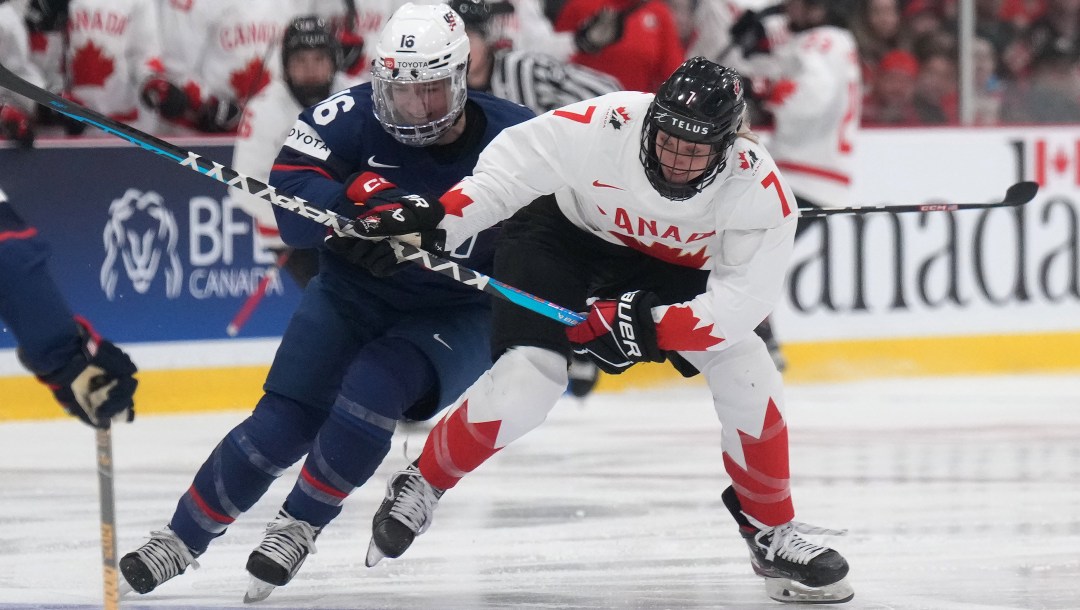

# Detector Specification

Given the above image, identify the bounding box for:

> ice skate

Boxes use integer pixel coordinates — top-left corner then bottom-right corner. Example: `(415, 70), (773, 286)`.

(567, 353), (600, 397)
(753, 318), (787, 372)
(119, 526), (200, 595)
(366, 463), (444, 566)
(723, 487), (853, 604)
(243, 509), (321, 603)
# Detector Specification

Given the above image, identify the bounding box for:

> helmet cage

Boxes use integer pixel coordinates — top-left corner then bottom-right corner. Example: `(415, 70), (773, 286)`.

(639, 57), (746, 201)
(372, 61), (467, 147)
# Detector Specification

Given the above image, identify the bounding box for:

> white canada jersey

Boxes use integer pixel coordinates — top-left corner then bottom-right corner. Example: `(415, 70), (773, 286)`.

(158, 0), (329, 103)
(230, 74), (352, 245)
(764, 25), (860, 208)
(66, 0), (162, 119)
(0, 1), (45, 112)
(439, 91), (798, 352)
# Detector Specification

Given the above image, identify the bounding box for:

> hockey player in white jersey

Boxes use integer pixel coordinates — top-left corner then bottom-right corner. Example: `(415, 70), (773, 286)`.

(64, 0), (170, 132)
(725, 0), (861, 370)
(0, 0), (44, 146)
(231, 15), (350, 287)
(155, 0), (343, 133)
(353, 57), (855, 604)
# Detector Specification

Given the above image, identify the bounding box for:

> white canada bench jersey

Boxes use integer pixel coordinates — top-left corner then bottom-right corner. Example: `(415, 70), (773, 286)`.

(764, 25), (860, 208)
(438, 90), (798, 352)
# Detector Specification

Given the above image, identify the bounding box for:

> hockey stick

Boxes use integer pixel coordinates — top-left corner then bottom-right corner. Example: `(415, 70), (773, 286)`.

(798, 181), (1038, 218)
(226, 249), (289, 336)
(0, 62), (586, 326)
(95, 426), (120, 610)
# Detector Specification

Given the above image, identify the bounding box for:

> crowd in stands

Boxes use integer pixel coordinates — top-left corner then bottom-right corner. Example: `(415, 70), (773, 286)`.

(2, 0), (1080, 148)
(856, 0), (1080, 125)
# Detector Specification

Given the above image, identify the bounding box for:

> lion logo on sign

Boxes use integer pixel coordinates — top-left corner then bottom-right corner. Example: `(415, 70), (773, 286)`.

(100, 189), (183, 299)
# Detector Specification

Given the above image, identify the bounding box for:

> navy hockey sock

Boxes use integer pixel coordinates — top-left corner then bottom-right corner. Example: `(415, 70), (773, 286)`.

(283, 338), (435, 527)
(170, 393), (324, 553)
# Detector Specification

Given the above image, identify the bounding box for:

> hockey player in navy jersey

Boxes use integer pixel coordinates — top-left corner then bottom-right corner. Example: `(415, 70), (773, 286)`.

(0, 187), (138, 426)
(354, 57), (855, 604)
(117, 3), (535, 602)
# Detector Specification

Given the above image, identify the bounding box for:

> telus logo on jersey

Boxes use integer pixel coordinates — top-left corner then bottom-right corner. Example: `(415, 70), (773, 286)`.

(101, 189), (183, 300)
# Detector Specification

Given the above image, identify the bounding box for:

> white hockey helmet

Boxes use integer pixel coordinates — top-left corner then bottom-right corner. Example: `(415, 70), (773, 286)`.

(371, 3), (470, 146)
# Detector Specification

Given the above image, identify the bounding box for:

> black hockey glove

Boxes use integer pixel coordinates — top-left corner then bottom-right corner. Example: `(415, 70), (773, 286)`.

(565, 291), (664, 375)
(729, 9), (769, 57)
(195, 96), (242, 133)
(574, 6), (625, 54)
(20, 317), (137, 428)
(344, 171), (446, 239)
(324, 235), (410, 277)
(140, 77), (190, 120)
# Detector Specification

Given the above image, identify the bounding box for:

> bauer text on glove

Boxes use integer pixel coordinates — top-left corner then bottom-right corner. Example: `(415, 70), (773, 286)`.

(565, 291), (664, 374)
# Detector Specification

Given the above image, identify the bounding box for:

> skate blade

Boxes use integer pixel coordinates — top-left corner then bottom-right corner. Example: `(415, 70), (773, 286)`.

(118, 580), (134, 597)
(243, 576), (276, 604)
(365, 539), (386, 567)
(765, 577), (854, 604)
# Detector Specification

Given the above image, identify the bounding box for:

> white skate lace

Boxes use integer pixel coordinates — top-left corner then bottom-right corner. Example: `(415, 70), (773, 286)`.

(137, 528), (200, 584)
(257, 513), (319, 568)
(759, 522), (847, 564)
(385, 468), (442, 535)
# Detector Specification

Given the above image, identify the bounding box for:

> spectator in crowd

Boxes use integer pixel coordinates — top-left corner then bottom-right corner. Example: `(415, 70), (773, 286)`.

(973, 36), (1004, 124)
(862, 48), (922, 126)
(999, 0), (1047, 29)
(913, 50), (959, 124)
(852, 0), (904, 85)
(554, 0), (685, 92)
(1002, 44), (1080, 122)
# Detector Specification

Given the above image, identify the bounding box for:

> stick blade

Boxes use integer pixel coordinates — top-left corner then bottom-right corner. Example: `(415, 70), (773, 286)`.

(1004, 181), (1039, 205)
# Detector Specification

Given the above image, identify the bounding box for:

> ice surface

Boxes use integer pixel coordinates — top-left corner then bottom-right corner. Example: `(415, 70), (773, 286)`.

(2, 374), (1079, 609)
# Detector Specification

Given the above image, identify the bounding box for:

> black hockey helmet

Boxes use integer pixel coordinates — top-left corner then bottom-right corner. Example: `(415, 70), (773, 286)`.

(281, 15), (339, 107)
(447, 0), (514, 35)
(639, 57), (746, 201)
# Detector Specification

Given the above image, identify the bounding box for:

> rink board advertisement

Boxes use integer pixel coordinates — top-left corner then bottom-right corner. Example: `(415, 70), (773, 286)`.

(0, 139), (301, 352)
(773, 126), (1080, 343)
(2, 127), (1080, 419)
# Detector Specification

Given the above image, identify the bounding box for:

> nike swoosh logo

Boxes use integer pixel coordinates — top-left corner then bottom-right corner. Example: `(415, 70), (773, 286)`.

(433, 334), (452, 350)
(368, 156), (400, 169)
(592, 180), (623, 190)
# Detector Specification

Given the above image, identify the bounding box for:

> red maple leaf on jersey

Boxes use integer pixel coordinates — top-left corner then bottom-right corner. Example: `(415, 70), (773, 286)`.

(70, 41), (114, 87)
(768, 80), (798, 106)
(229, 58), (270, 100)
(610, 233), (710, 268)
(655, 305), (724, 351)
(439, 185), (474, 217)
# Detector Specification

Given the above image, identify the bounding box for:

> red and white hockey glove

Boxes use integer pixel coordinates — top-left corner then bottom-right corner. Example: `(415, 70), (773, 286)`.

(20, 316), (138, 428)
(566, 291), (664, 374)
(344, 172), (445, 243)
(0, 104), (35, 148)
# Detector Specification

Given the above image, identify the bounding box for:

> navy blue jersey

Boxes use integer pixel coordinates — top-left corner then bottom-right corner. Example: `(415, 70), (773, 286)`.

(269, 85), (534, 309)
(0, 196), (81, 376)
